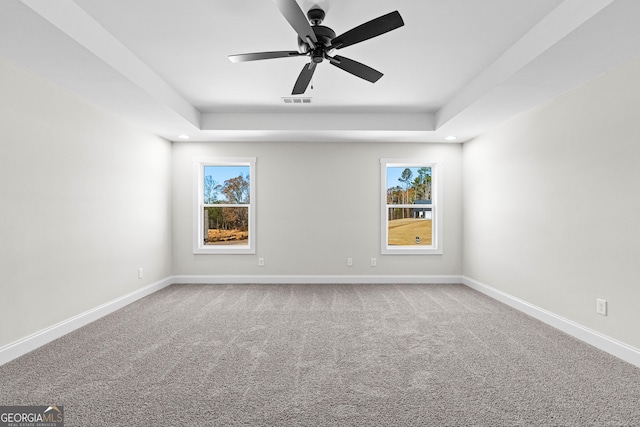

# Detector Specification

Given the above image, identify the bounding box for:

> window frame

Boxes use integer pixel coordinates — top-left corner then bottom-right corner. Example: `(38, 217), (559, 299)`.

(380, 158), (443, 255)
(193, 156), (256, 254)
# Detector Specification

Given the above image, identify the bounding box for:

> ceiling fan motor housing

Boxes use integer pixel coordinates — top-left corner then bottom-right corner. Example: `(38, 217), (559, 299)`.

(297, 8), (335, 57)
(297, 25), (336, 53)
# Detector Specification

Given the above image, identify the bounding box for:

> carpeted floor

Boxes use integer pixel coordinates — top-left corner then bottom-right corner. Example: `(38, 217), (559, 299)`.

(1, 283), (640, 426)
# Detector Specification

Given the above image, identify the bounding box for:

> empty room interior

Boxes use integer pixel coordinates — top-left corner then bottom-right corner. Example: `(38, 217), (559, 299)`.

(2, 0), (640, 425)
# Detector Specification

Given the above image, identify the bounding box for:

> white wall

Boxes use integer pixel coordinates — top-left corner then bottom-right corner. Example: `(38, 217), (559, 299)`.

(172, 141), (462, 278)
(463, 57), (640, 349)
(0, 58), (172, 348)
(2, 42), (639, 361)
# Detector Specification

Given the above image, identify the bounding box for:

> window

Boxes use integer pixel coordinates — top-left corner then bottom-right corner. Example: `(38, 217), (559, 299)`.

(381, 159), (442, 254)
(193, 157), (256, 254)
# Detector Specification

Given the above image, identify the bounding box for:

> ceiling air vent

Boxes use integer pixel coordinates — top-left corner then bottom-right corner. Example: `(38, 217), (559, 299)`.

(282, 97), (312, 104)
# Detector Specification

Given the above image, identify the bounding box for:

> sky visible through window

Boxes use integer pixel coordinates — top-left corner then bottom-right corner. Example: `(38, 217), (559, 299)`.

(386, 166), (431, 191)
(204, 165), (249, 185)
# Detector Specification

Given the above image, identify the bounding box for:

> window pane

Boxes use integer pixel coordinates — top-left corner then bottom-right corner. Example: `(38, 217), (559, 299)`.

(387, 209), (432, 246)
(386, 166), (432, 204)
(204, 165), (250, 204)
(203, 207), (249, 246)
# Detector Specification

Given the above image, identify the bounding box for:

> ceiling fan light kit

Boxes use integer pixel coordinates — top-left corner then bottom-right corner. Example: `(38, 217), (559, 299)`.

(228, 0), (404, 95)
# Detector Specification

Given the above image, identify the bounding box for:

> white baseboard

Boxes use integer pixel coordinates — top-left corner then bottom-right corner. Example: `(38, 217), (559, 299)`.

(8, 275), (636, 370)
(171, 274), (464, 285)
(0, 277), (173, 366)
(462, 276), (640, 369)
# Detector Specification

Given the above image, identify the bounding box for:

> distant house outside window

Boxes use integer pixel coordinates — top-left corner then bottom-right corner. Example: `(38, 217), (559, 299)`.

(193, 157), (256, 254)
(381, 159), (442, 255)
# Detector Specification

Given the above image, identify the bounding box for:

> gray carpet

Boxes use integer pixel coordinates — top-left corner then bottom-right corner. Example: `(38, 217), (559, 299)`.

(1, 283), (640, 426)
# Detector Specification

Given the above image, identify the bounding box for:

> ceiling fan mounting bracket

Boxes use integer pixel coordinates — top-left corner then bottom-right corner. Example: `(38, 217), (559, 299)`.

(307, 8), (325, 25)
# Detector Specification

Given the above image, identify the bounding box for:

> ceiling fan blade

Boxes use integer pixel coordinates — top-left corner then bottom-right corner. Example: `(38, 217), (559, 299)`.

(329, 55), (383, 83)
(292, 62), (316, 95)
(330, 11), (404, 50)
(228, 51), (305, 63)
(273, 0), (318, 47)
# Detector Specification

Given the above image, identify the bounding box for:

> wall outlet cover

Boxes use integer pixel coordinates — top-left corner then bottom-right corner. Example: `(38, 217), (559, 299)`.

(596, 298), (607, 316)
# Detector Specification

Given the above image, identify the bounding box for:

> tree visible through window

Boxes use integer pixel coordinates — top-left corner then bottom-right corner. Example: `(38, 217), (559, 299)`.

(203, 165), (250, 246)
(194, 158), (255, 254)
(381, 159), (442, 254)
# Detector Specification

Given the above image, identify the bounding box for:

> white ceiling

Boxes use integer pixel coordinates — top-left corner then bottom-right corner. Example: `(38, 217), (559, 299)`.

(1, 0), (640, 143)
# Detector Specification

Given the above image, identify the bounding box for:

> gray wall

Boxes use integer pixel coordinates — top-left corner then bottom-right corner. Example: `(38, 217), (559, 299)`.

(172, 141), (462, 277)
(0, 58), (173, 348)
(463, 57), (640, 349)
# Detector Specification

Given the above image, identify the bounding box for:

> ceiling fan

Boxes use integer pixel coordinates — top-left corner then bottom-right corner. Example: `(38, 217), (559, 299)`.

(228, 0), (404, 95)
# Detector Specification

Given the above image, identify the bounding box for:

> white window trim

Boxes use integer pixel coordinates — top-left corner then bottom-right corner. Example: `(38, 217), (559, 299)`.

(193, 156), (256, 254)
(380, 158), (443, 255)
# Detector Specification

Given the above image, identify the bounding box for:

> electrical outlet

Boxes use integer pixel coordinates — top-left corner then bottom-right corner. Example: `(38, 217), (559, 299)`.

(370, 258), (377, 267)
(138, 267), (143, 279)
(258, 258), (265, 267)
(347, 258), (353, 267)
(596, 298), (607, 316)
